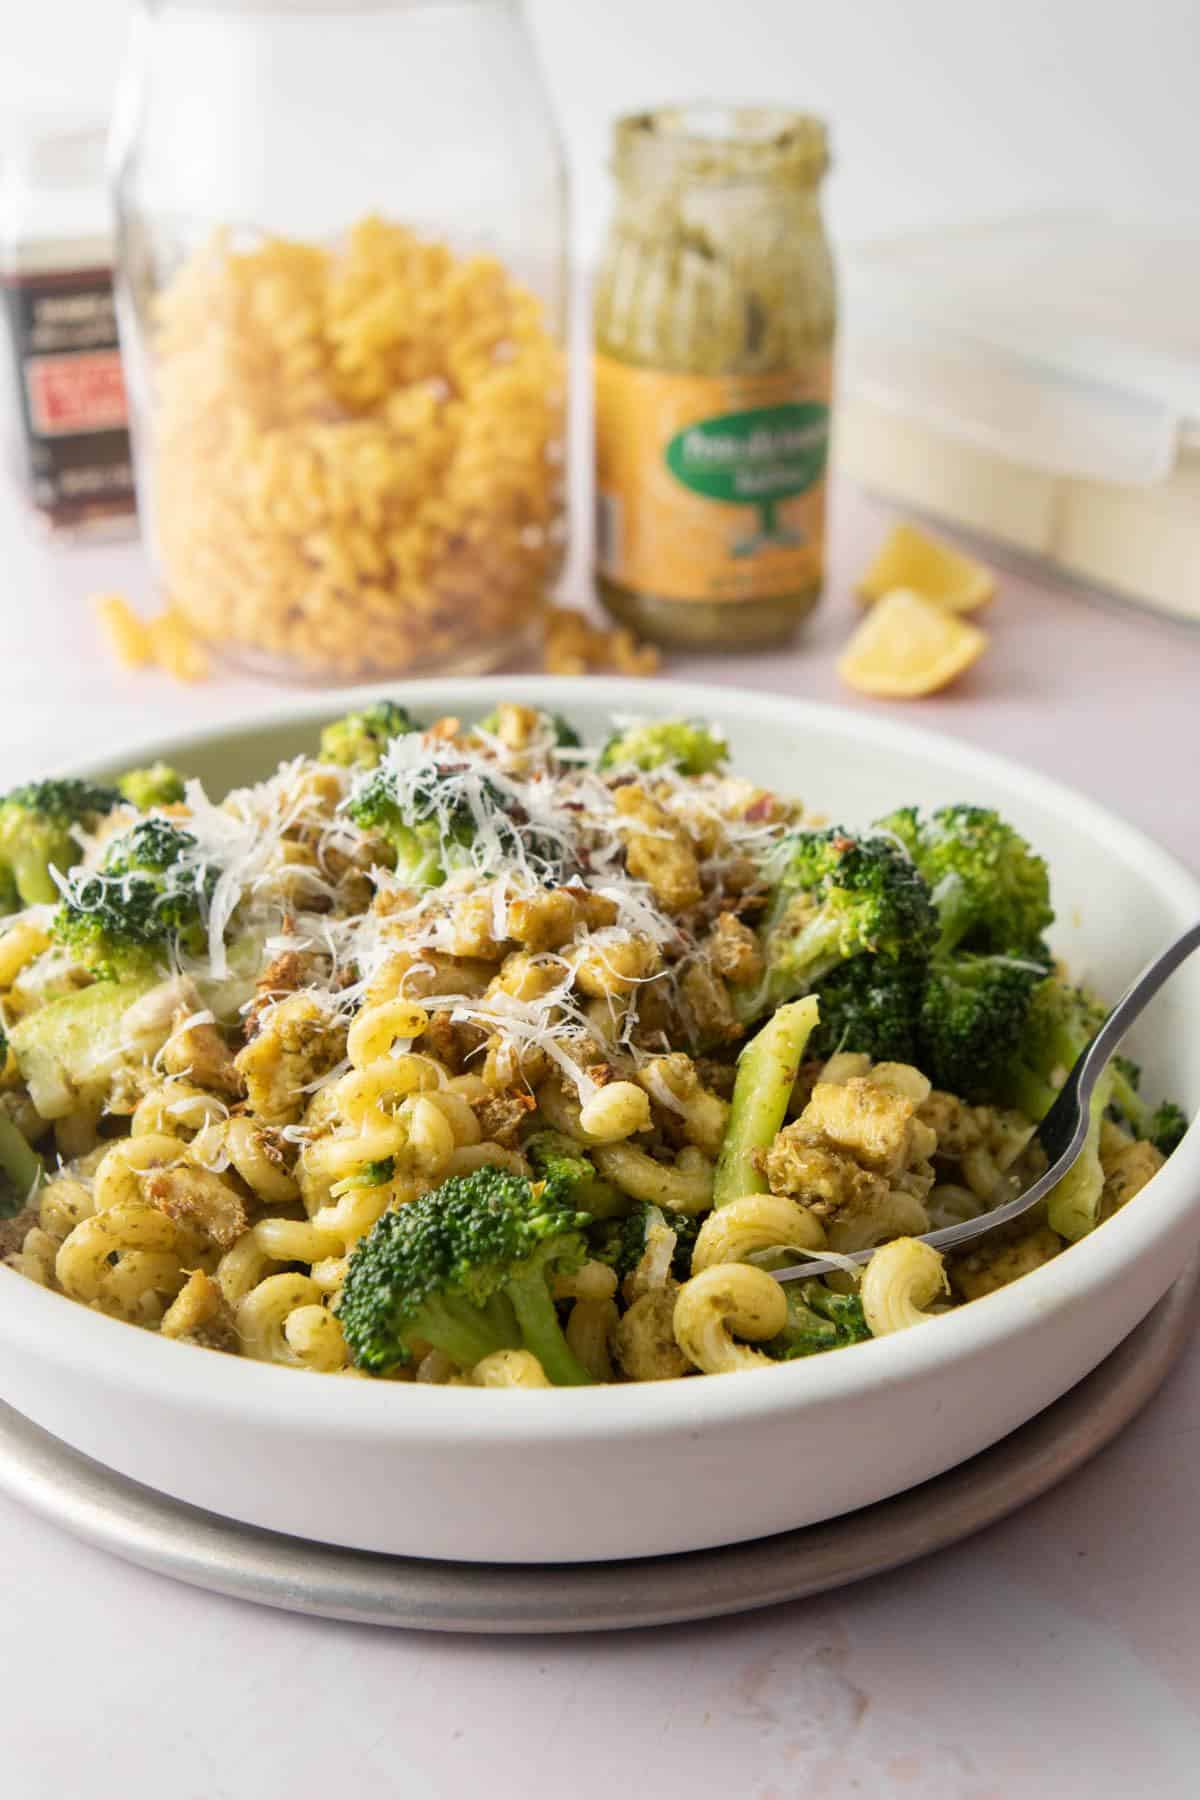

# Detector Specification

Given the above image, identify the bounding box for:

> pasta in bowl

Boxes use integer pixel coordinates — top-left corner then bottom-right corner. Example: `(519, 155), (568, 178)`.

(0, 679), (1196, 1562)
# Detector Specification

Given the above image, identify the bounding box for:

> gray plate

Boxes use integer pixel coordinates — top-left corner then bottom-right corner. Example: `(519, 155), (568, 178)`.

(1, 1262), (1196, 1634)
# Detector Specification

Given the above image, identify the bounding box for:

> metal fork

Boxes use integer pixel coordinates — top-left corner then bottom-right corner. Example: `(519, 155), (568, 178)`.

(771, 918), (1200, 1287)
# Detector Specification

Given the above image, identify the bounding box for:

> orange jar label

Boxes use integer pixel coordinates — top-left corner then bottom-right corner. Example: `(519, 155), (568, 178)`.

(594, 354), (832, 602)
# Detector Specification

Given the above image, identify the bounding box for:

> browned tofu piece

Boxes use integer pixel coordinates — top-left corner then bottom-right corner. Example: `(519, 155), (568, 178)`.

(801, 1077), (918, 1175)
(951, 1226), (1062, 1302)
(763, 1124), (888, 1215)
(507, 887), (582, 952)
(145, 1165), (249, 1249)
(234, 992), (347, 1125)
(162, 1009), (245, 1098)
(678, 959), (741, 1047)
(706, 913), (763, 985)
(613, 785), (702, 913)
(1102, 1138), (1165, 1210)
(612, 1287), (690, 1381)
(160, 1269), (240, 1352)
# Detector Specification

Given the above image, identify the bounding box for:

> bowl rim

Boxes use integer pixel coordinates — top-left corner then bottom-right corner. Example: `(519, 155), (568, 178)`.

(2, 673), (1198, 1445)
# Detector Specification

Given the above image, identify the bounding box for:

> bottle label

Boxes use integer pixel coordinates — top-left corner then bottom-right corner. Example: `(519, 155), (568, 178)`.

(594, 354), (831, 602)
(1, 266), (134, 527)
(25, 348), (128, 438)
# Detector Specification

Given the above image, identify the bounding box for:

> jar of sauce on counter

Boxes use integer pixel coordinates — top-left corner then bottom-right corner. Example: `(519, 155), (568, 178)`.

(594, 106), (836, 650)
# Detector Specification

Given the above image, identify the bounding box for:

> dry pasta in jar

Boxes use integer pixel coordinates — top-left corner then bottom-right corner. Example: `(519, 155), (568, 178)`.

(142, 217), (566, 681)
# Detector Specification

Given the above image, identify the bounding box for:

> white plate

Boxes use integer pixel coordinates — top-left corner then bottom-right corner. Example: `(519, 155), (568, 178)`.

(1, 1262), (1194, 1630)
(1, 677), (1198, 1565)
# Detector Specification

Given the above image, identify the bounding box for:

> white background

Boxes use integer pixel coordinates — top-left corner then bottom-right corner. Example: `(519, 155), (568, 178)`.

(4, 0), (1199, 255)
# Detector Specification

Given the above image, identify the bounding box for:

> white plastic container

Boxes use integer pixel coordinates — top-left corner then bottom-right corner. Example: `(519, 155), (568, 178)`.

(835, 215), (1200, 623)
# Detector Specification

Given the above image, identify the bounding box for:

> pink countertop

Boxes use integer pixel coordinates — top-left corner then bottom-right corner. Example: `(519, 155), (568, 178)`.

(2, 476), (1199, 1799)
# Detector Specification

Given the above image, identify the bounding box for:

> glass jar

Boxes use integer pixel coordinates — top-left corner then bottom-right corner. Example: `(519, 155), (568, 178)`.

(1, 116), (136, 537)
(110, 0), (567, 683)
(594, 106), (835, 650)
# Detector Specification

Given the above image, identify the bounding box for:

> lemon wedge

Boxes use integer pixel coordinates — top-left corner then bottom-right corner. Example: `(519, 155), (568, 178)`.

(857, 522), (995, 613)
(838, 588), (988, 698)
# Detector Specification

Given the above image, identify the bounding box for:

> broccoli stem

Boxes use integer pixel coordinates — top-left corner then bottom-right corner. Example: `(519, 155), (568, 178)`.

(771, 914), (849, 995)
(714, 996), (820, 1209)
(570, 1176), (629, 1221)
(1047, 1068), (1113, 1241)
(769, 1281), (870, 1357)
(1007, 1017), (1143, 1131)
(0, 1115), (42, 1218)
(11, 840), (64, 907)
(930, 872), (973, 953)
(771, 1288), (838, 1356)
(736, 916), (845, 1023)
(419, 1293), (521, 1371)
(999, 1061), (1059, 1123)
(393, 825), (449, 888)
(506, 1267), (593, 1386)
(1106, 1063), (1177, 1146)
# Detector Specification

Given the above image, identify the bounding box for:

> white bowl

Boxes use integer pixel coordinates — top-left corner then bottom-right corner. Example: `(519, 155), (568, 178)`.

(1, 677), (1197, 1565)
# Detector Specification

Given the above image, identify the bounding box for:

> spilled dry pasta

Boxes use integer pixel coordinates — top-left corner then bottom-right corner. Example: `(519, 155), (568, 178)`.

(0, 706), (1187, 1386)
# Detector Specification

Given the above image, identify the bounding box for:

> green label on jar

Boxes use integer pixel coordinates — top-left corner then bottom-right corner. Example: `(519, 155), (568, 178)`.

(664, 403), (830, 505)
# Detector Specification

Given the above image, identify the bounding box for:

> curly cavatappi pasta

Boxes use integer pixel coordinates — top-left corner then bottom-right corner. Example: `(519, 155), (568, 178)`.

(0, 706), (1186, 1387)
(860, 1237), (950, 1335)
(147, 217), (565, 680)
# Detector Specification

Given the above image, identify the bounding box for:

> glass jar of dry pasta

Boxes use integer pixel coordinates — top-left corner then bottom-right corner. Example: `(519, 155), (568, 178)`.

(110, 0), (567, 682)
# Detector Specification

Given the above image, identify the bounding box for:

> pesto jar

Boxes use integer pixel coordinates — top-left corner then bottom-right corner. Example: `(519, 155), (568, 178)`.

(594, 106), (835, 649)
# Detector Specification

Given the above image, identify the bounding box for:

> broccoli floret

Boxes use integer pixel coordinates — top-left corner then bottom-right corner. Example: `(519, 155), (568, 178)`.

(347, 764), (481, 887)
(767, 1280), (872, 1359)
(524, 1130), (626, 1219)
(320, 702), (422, 768)
(548, 713), (582, 750)
(737, 828), (937, 1023)
(984, 973), (1187, 1231)
(869, 805), (1052, 1094)
(598, 718), (728, 776)
(806, 953), (928, 1065)
(999, 977), (1106, 1120)
(8, 975), (162, 1119)
(1106, 1055), (1189, 1155)
(0, 778), (121, 908)
(995, 974), (1187, 1154)
(116, 762), (187, 810)
(53, 817), (215, 979)
(918, 951), (1049, 1100)
(590, 1200), (701, 1282)
(875, 804), (921, 857)
(877, 803), (1052, 955)
(1143, 1101), (1188, 1157)
(336, 1167), (594, 1383)
(348, 762), (569, 887)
